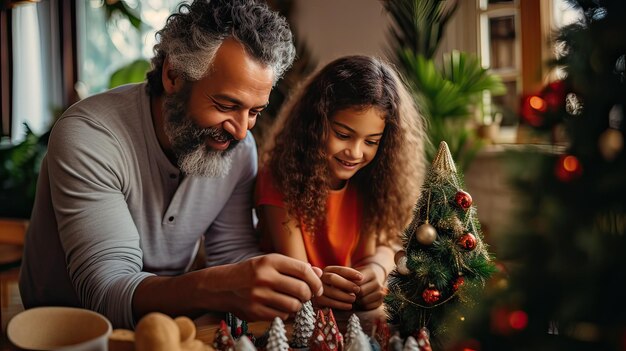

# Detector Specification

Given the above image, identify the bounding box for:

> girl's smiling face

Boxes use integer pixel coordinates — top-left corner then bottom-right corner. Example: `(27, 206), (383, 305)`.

(326, 106), (386, 190)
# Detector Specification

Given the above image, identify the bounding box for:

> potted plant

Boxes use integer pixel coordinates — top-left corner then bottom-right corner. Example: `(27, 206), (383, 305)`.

(384, 0), (506, 170)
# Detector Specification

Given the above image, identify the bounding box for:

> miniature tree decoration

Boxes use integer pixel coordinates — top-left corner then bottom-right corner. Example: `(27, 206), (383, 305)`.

(345, 329), (370, 351)
(402, 336), (419, 351)
(310, 309), (344, 351)
(226, 313), (248, 339)
(373, 318), (390, 351)
(266, 317), (289, 351)
(343, 314), (363, 348)
(213, 320), (236, 351)
(291, 300), (315, 348)
(234, 336), (256, 351)
(385, 141), (496, 343)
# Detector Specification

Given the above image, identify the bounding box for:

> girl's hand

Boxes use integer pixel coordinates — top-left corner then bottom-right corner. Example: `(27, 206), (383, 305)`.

(354, 263), (387, 310)
(313, 266), (363, 310)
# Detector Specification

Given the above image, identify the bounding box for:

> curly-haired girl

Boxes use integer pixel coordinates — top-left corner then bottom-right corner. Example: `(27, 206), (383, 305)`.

(255, 55), (426, 311)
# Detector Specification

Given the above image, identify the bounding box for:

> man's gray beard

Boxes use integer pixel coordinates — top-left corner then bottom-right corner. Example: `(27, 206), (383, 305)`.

(162, 86), (237, 178)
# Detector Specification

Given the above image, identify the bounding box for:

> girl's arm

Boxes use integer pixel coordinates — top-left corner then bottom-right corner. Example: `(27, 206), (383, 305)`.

(257, 204), (363, 310)
(257, 205), (308, 262)
(353, 245), (395, 310)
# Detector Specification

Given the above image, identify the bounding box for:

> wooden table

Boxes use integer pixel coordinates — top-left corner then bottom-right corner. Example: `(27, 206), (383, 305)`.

(3, 306), (386, 350)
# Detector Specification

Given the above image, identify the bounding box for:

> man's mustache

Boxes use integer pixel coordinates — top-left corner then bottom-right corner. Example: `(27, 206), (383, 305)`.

(191, 127), (234, 143)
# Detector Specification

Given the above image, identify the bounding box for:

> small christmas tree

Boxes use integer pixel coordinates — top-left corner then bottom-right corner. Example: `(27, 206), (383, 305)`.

(213, 320), (235, 351)
(345, 328), (370, 351)
(266, 317), (289, 351)
(385, 141), (496, 342)
(225, 313), (248, 339)
(234, 336), (256, 351)
(414, 328), (431, 351)
(291, 300), (315, 348)
(343, 314), (363, 348)
(309, 309), (344, 351)
(372, 318), (390, 351)
(402, 336), (418, 351)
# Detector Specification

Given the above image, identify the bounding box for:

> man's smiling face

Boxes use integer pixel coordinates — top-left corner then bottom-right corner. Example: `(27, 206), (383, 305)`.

(163, 38), (274, 177)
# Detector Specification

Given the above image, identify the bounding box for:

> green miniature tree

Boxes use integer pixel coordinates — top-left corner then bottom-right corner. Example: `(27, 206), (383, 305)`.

(385, 141), (496, 344)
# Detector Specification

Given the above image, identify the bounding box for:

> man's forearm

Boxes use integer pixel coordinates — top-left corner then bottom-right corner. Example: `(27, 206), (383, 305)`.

(131, 254), (324, 324)
(132, 264), (235, 322)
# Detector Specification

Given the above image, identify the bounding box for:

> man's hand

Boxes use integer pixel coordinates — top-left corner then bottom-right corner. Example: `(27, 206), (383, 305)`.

(313, 266), (363, 310)
(354, 263), (387, 310)
(225, 254), (323, 321)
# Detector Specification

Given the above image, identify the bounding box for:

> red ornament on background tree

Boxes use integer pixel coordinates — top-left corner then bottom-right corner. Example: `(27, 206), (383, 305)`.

(422, 286), (441, 305)
(453, 276), (465, 291)
(458, 233), (477, 250)
(542, 80), (567, 113)
(519, 80), (569, 128)
(454, 190), (473, 210)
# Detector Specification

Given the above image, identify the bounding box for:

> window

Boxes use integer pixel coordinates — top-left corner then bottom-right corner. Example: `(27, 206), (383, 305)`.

(75, 0), (182, 97)
(477, 0), (580, 142)
(1, 1), (64, 143)
(478, 0), (521, 128)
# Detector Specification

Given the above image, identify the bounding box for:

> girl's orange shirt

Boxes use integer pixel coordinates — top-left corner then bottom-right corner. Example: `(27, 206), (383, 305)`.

(254, 168), (363, 268)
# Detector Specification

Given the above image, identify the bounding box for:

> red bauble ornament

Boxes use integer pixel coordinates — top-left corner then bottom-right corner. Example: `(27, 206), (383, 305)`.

(458, 233), (477, 250)
(542, 80), (567, 113)
(453, 276), (465, 291)
(422, 287), (441, 305)
(454, 190), (473, 210)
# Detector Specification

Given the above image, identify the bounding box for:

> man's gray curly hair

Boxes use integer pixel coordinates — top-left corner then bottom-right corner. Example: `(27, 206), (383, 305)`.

(146, 0), (296, 96)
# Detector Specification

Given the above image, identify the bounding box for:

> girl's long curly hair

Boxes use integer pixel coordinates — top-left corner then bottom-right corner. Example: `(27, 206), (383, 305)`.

(260, 55), (426, 245)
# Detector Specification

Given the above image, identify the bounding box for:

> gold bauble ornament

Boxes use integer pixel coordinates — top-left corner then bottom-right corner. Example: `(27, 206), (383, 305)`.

(415, 223), (437, 245)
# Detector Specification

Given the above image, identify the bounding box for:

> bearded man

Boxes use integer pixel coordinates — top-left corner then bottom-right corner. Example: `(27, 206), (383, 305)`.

(19, 0), (322, 329)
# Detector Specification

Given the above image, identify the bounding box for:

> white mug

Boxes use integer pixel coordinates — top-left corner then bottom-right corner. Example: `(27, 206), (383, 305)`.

(7, 306), (112, 351)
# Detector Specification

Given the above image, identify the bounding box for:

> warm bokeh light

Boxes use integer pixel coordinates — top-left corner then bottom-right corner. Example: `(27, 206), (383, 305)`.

(562, 155), (580, 172)
(520, 95), (545, 127)
(509, 310), (529, 330)
(555, 154), (583, 182)
(529, 96), (547, 111)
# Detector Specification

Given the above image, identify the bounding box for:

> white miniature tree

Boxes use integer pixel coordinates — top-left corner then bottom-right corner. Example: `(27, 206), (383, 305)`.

(343, 314), (363, 348)
(266, 317), (289, 351)
(291, 300), (315, 348)
(234, 336), (256, 351)
(403, 336), (419, 351)
(345, 329), (370, 351)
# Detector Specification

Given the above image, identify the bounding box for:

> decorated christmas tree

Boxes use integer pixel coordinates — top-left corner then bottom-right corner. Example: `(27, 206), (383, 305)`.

(454, 1), (626, 349)
(385, 141), (496, 343)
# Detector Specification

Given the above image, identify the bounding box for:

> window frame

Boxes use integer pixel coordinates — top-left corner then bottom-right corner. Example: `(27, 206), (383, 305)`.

(0, 0), (77, 141)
